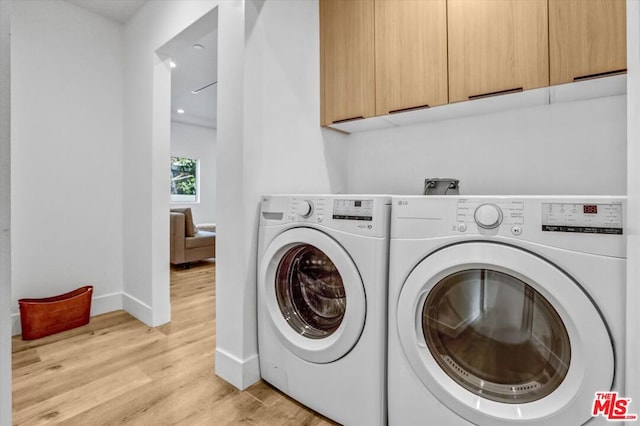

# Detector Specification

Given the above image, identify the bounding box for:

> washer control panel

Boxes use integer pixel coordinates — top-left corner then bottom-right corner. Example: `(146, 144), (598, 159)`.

(333, 199), (374, 221)
(261, 195), (390, 238)
(542, 202), (623, 234)
(288, 198), (326, 221)
(286, 197), (377, 224)
(297, 200), (314, 218)
(288, 199), (375, 221)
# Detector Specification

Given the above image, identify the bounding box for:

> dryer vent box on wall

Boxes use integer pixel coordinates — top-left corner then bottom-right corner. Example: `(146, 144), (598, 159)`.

(423, 178), (460, 195)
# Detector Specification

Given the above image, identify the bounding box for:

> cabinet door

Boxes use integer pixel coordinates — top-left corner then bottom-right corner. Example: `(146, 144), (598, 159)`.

(448, 0), (549, 103)
(549, 0), (626, 85)
(320, 0), (375, 126)
(375, 0), (448, 115)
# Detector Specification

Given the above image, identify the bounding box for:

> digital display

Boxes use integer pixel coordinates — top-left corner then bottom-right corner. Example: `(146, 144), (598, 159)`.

(584, 205), (598, 214)
(354, 200), (362, 207)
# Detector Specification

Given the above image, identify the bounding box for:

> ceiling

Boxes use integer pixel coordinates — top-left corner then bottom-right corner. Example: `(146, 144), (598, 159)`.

(65, 0), (218, 129)
(170, 30), (218, 129)
(66, 0), (148, 25)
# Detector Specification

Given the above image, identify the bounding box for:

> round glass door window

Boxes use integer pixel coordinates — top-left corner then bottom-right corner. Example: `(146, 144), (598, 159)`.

(422, 269), (571, 404)
(275, 244), (346, 339)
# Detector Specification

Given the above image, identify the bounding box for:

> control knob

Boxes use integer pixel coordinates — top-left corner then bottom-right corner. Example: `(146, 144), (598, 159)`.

(474, 203), (503, 229)
(297, 200), (314, 218)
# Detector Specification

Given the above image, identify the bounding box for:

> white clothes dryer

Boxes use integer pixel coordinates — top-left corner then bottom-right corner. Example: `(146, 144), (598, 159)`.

(258, 194), (391, 426)
(388, 196), (626, 426)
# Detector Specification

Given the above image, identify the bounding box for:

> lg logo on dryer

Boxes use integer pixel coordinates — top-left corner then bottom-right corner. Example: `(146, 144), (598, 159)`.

(592, 392), (638, 421)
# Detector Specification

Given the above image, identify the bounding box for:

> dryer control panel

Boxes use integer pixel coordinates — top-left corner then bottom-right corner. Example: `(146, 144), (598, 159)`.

(457, 199), (524, 225)
(391, 196), (625, 258)
(542, 202), (623, 234)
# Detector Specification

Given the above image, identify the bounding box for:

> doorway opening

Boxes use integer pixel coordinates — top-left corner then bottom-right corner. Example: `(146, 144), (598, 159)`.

(155, 7), (219, 313)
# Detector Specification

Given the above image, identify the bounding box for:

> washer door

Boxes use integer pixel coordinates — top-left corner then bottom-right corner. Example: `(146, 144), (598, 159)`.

(260, 228), (366, 364)
(397, 242), (614, 425)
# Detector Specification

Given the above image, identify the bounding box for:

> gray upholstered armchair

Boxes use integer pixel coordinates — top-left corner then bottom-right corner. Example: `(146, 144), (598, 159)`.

(170, 208), (216, 266)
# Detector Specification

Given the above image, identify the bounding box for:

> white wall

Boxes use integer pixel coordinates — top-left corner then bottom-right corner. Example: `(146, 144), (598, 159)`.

(213, 0), (348, 389)
(626, 0), (640, 407)
(121, 0), (346, 390)
(170, 121), (217, 224)
(244, 0), (348, 196)
(347, 95), (626, 195)
(10, 0), (124, 334)
(122, 0), (223, 328)
(0, 0), (11, 422)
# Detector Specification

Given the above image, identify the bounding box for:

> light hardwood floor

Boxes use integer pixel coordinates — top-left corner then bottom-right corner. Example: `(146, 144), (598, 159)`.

(12, 260), (337, 425)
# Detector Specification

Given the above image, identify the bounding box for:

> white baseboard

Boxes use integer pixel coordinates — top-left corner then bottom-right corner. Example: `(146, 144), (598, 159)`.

(215, 347), (260, 391)
(11, 313), (20, 337)
(91, 292), (123, 317)
(11, 292), (125, 336)
(122, 292), (153, 326)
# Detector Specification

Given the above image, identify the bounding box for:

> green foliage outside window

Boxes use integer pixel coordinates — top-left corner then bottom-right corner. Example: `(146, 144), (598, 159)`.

(171, 157), (197, 199)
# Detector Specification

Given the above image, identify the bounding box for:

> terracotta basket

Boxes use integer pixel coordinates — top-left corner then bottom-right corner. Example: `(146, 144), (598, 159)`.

(18, 286), (93, 340)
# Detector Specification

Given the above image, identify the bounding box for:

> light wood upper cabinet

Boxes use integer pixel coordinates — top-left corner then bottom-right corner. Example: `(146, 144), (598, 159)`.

(549, 0), (626, 86)
(447, 0), (549, 103)
(375, 0), (448, 115)
(320, 0), (375, 126)
(320, 0), (625, 128)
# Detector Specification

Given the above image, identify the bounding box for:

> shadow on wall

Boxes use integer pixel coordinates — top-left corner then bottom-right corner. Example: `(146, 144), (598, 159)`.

(321, 128), (349, 194)
(343, 95), (627, 196)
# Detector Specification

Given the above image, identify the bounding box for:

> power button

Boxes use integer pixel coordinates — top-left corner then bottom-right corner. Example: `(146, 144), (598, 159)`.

(457, 223), (467, 232)
(511, 225), (522, 236)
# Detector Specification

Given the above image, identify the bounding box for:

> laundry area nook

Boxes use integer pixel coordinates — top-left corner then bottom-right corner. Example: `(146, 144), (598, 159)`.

(2, 0), (640, 425)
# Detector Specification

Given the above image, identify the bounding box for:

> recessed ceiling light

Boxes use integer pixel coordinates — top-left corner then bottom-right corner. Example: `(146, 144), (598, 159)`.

(177, 109), (185, 114)
(193, 43), (204, 50)
(169, 61), (177, 68)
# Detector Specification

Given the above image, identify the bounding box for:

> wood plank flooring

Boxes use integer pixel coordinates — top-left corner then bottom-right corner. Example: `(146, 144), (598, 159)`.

(12, 260), (337, 425)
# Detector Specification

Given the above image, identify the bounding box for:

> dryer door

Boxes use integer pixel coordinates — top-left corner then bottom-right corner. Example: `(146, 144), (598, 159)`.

(260, 228), (366, 363)
(397, 242), (614, 425)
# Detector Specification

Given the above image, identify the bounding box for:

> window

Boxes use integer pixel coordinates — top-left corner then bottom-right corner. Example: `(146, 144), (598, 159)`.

(171, 156), (198, 203)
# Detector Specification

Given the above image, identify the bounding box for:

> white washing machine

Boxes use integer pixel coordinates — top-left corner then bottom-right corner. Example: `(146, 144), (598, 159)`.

(388, 196), (626, 426)
(258, 194), (391, 425)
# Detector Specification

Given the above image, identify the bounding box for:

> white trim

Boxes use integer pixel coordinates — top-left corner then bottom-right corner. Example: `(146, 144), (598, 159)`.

(214, 347), (260, 391)
(150, 55), (172, 330)
(91, 292), (123, 317)
(170, 194), (198, 203)
(123, 292), (153, 326)
(10, 314), (19, 338)
(0, 0), (10, 422)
